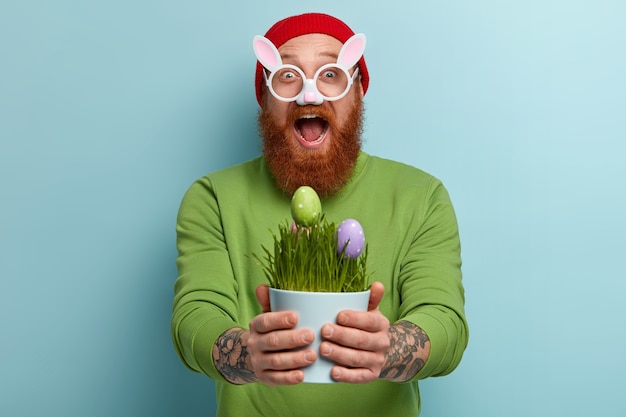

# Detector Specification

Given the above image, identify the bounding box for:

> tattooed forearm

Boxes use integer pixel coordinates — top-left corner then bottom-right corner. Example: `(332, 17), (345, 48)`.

(379, 321), (430, 382)
(213, 328), (258, 384)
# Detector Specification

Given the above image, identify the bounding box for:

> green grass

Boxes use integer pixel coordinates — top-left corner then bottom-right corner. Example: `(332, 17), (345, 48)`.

(253, 216), (370, 292)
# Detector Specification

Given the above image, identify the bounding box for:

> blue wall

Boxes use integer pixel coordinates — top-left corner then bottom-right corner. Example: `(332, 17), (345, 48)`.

(1, 1), (624, 416)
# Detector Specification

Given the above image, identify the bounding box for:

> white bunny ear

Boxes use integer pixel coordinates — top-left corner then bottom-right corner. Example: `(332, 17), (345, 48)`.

(337, 33), (366, 68)
(253, 35), (282, 71)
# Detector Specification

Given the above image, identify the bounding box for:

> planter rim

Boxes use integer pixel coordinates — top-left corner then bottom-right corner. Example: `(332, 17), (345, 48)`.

(268, 288), (371, 296)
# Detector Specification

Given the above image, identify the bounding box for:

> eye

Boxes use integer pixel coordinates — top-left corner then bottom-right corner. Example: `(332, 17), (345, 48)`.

(322, 70), (337, 79)
(277, 69), (300, 82)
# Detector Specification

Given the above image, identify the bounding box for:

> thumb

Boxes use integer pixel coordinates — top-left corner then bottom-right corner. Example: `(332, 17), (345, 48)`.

(255, 284), (271, 313)
(367, 281), (385, 311)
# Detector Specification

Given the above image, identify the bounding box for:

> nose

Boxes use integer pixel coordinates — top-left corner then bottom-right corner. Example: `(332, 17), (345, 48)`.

(296, 79), (323, 106)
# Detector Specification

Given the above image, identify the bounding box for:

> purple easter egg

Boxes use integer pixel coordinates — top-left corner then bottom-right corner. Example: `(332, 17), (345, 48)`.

(336, 219), (365, 259)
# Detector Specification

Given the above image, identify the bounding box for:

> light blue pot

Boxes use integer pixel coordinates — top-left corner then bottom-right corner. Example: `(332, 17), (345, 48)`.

(269, 288), (371, 383)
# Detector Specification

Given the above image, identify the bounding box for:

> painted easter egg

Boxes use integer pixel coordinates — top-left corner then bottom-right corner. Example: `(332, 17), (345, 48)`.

(336, 219), (365, 259)
(291, 186), (322, 227)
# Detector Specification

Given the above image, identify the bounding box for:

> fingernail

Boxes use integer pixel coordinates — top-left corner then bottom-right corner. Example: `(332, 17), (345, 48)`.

(294, 371), (305, 383)
(304, 351), (316, 363)
(286, 313), (296, 326)
(320, 343), (332, 356)
(322, 325), (333, 338)
(302, 331), (313, 344)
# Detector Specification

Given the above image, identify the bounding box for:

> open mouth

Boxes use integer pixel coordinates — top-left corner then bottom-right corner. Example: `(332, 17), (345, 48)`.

(294, 115), (329, 147)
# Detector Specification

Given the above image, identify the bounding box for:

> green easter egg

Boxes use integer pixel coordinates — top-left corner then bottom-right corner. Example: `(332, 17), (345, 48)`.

(291, 186), (322, 226)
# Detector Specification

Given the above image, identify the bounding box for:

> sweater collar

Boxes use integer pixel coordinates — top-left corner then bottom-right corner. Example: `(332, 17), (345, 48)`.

(260, 151), (370, 199)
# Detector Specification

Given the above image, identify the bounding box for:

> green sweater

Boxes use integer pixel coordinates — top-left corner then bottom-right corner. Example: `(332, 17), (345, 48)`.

(172, 152), (468, 417)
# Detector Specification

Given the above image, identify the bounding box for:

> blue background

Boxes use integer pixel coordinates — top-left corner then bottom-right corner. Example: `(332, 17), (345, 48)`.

(1, 1), (624, 416)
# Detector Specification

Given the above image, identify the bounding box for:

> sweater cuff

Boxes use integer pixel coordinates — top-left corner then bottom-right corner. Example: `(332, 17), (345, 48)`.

(402, 312), (449, 381)
(192, 317), (239, 382)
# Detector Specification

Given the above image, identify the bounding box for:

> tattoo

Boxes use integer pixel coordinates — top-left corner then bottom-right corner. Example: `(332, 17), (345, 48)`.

(379, 321), (430, 382)
(213, 328), (257, 384)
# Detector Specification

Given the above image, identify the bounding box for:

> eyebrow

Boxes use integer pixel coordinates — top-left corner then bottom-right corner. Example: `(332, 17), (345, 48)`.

(281, 51), (339, 61)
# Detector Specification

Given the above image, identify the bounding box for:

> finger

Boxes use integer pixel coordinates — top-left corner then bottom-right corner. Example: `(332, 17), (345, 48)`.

(249, 311), (298, 334)
(258, 369), (305, 386)
(321, 322), (389, 351)
(256, 349), (317, 373)
(256, 284), (271, 313)
(256, 328), (315, 352)
(329, 365), (379, 384)
(320, 341), (383, 372)
(367, 281), (384, 311)
(335, 309), (390, 333)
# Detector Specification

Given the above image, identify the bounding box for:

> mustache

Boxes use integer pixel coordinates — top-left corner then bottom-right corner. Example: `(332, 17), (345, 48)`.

(286, 105), (337, 127)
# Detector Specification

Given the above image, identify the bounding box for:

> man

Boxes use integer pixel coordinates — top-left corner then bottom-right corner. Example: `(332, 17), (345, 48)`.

(172, 12), (468, 416)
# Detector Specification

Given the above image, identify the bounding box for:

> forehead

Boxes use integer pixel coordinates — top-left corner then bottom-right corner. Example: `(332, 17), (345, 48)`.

(278, 33), (343, 62)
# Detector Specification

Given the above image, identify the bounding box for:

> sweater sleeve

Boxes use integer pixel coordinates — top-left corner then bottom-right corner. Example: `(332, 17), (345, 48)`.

(170, 177), (239, 382)
(398, 178), (469, 381)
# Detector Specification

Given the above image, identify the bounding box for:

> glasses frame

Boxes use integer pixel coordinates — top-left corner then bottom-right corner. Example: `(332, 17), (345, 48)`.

(263, 64), (360, 103)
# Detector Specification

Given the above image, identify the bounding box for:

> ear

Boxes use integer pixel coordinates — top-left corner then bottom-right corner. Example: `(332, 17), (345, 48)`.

(337, 33), (366, 68)
(253, 35), (282, 71)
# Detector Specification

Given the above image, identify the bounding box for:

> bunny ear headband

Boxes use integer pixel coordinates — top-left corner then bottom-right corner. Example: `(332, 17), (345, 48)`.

(253, 33), (366, 74)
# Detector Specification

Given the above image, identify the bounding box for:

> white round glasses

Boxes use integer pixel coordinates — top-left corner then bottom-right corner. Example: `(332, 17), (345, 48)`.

(263, 64), (360, 104)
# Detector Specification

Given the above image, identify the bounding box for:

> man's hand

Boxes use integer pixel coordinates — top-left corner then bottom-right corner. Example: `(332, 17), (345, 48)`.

(319, 281), (391, 383)
(245, 284), (317, 385)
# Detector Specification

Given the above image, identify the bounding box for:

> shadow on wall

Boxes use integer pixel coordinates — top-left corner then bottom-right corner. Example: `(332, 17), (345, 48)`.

(101, 236), (217, 417)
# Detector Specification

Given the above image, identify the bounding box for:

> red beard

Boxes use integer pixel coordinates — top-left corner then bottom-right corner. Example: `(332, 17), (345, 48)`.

(259, 98), (364, 197)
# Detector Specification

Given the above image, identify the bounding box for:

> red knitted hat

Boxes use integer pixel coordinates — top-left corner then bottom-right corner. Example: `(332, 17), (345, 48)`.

(254, 12), (369, 105)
